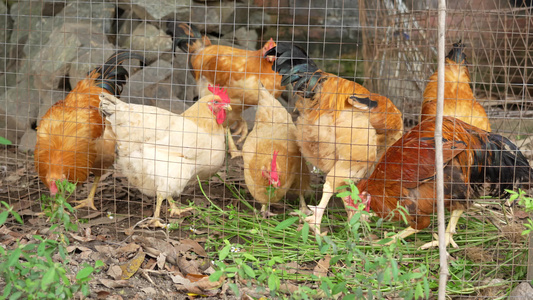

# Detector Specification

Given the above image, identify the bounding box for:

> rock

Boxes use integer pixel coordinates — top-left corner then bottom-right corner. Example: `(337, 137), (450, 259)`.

(32, 29), (81, 91)
(117, 0), (191, 22)
(169, 51), (198, 101)
(120, 23), (173, 63)
(509, 282), (533, 299)
(190, 3), (236, 34)
(20, 0), (115, 59)
(18, 128), (37, 153)
(0, 76), (40, 144)
(225, 27), (259, 50)
(0, 2), (12, 73)
(68, 40), (116, 89)
(121, 59), (174, 104)
(115, 9), (144, 48)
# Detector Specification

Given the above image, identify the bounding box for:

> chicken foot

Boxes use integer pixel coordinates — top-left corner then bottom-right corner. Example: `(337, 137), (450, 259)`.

(142, 194), (167, 228)
(304, 181), (334, 236)
(73, 176), (100, 210)
(418, 209), (464, 250)
(168, 196), (194, 217)
(379, 226), (422, 246)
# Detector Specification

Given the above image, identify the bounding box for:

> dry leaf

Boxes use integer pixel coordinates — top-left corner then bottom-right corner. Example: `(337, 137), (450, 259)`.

(96, 291), (111, 299)
(178, 256), (200, 275)
(95, 245), (115, 254)
(157, 253), (167, 269)
(170, 273), (223, 296)
(313, 255), (331, 277)
(69, 233), (95, 242)
(142, 287), (156, 295)
(98, 279), (132, 288)
(116, 243), (141, 256)
(179, 239), (207, 256)
(514, 210), (530, 219)
(186, 274), (209, 283)
(107, 265), (123, 280)
(119, 250), (146, 280)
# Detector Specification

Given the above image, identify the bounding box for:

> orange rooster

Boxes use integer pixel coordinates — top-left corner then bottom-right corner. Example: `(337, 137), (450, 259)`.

(354, 116), (532, 249)
(35, 51), (144, 210)
(167, 22), (283, 150)
(266, 43), (403, 235)
(421, 41), (491, 131)
(242, 85), (311, 217)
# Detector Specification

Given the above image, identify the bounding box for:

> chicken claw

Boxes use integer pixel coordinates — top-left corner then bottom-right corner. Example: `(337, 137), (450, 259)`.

(418, 209), (463, 250)
(232, 120), (249, 144)
(304, 205), (327, 236)
(72, 176), (100, 210)
(168, 197), (194, 217)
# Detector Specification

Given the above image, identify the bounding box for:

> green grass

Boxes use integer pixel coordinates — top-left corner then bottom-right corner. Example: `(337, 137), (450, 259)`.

(172, 179), (528, 299)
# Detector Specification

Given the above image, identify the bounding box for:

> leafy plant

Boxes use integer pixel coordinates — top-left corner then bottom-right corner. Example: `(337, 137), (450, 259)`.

(0, 136), (12, 145)
(0, 180), (102, 299)
(506, 189), (533, 235)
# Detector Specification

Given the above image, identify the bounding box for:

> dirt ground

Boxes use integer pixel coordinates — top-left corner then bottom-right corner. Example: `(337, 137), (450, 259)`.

(0, 145), (327, 299)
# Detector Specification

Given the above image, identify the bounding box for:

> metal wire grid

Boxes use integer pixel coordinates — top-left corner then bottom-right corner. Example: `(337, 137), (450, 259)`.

(0, 0), (531, 298)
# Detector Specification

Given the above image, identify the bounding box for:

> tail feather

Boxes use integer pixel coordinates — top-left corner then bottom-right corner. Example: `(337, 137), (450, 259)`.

(446, 40), (467, 64)
(167, 22), (207, 53)
(471, 132), (532, 195)
(266, 42), (322, 98)
(89, 50), (145, 96)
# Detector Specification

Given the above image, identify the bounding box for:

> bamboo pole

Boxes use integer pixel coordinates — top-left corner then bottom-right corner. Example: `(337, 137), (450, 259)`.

(435, 0), (448, 299)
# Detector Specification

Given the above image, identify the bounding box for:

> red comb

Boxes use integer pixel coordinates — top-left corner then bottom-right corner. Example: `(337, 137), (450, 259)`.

(207, 84), (230, 104)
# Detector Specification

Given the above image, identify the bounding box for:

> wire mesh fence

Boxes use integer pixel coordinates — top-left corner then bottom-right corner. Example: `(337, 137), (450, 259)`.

(0, 0), (532, 298)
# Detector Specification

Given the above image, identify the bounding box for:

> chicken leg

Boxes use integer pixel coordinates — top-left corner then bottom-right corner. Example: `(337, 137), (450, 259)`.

(233, 118), (249, 144)
(304, 181), (334, 236)
(142, 194), (167, 228)
(73, 176), (100, 210)
(418, 209), (463, 250)
(227, 127), (242, 158)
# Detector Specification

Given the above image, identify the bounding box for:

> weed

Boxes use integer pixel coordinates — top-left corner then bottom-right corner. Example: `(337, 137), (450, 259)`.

(0, 180), (102, 299)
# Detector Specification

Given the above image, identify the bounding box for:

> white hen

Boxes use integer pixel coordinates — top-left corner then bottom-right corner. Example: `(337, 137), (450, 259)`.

(99, 85), (232, 227)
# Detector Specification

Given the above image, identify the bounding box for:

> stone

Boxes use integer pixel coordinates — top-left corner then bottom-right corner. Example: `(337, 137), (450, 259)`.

(115, 9), (143, 48)
(0, 76), (41, 144)
(21, 0), (115, 60)
(190, 3), (236, 34)
(18, 128), (37, 153)
(120, 23), (173, 63)
(509, 282), (533, 299)
(225, 27), (259, 50)
(169, 51), (198, 101)
(121, 59), (174, 105)
(0, 2), (12, 73)
(117, 0), (191, 22)
(31, 29), (81, 91)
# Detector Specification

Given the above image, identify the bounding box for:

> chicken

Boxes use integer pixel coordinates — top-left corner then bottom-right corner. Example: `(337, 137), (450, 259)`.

(354, 116), (532, 249)
(167, 22), (283, 150)
(242, 85), (311, 217)
(35, 51), (144, 210)
(266, 43), (403, 235)
(98, 85), (232, 228)
(421, 41), (491, 132)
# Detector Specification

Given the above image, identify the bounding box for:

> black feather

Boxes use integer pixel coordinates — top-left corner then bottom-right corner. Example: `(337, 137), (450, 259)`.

(167, 22), (203, 53)
(266, 42), (323, 98)
(90, 50), (145, 96)
(349, 95), (378, 109)
(446, 40), (468, 64)
(469, 131), (532, 196)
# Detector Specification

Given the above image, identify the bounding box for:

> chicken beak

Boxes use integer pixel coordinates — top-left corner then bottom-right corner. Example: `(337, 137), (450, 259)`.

(225, 104), (232, 111)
